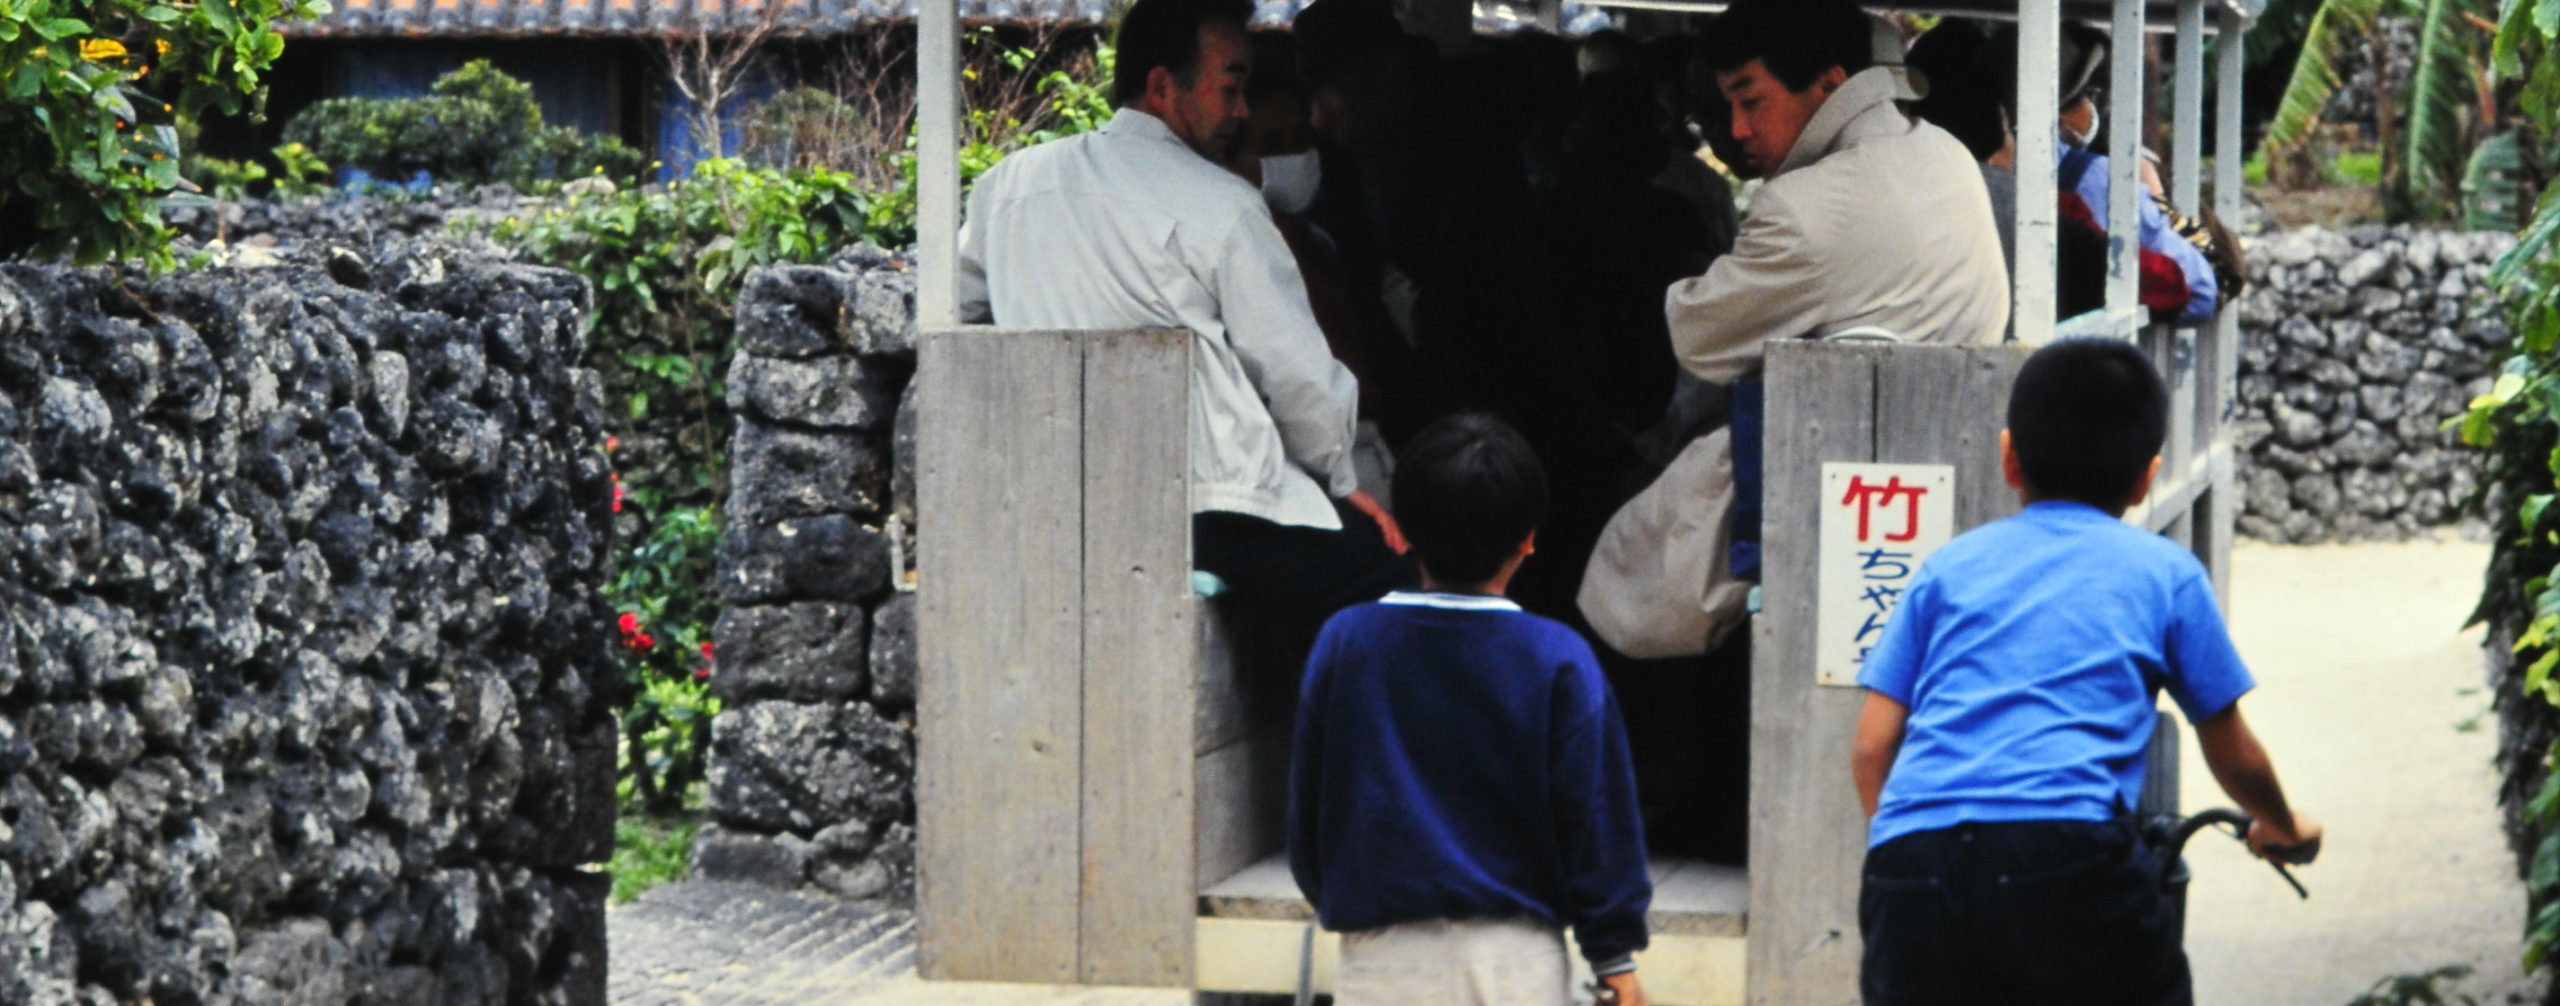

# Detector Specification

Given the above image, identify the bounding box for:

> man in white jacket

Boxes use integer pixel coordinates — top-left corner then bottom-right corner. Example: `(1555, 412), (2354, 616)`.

(958, 0), (1411, 623)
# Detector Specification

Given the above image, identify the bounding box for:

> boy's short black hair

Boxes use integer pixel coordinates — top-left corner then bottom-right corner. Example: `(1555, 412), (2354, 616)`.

(1112, 0), (1256, 108)
(1699, 0), (1872, 92)
(2007, 338), (2169, 507)
(1392, 413), (1549, 584)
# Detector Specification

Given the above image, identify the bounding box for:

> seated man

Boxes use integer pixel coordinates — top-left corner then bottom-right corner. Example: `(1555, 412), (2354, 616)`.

(1667, 0), (2009, 379)
(958, 0), (1412, 625)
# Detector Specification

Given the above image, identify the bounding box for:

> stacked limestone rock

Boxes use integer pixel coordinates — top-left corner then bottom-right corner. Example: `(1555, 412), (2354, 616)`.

(2232, 225), (2513, 543)
(0, 240), (618, 1003)
(699, 246), (920, 899)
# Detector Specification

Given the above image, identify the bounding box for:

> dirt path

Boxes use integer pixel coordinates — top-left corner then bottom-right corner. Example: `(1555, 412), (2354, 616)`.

(2183, 539), (2542, 1005)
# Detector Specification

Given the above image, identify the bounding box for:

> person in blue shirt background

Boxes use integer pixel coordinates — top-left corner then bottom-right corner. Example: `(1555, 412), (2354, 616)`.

(1289, 412), (1651, 1005)
(1849, 339), (2320, 1004)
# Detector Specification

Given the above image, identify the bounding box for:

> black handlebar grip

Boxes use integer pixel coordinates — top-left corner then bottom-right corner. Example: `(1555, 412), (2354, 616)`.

(2264, 837), (2320, 865)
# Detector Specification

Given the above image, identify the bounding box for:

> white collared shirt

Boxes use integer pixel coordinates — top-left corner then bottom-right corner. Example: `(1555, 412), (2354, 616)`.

(958, 108), (1361, 530)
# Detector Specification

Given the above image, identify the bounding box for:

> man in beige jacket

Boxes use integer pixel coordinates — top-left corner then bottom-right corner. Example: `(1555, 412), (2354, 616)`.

(1670, 0), (2009, 379)
(1586, 0), (2009, 650)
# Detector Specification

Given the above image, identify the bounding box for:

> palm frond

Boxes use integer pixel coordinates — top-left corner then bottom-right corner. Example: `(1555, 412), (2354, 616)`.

(2261, 0), (2401, 153)
(2403, 0), (2494, 212)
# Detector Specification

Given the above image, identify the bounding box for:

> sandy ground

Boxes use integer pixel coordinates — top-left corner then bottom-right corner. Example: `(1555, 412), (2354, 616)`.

(2183, 538), (2544, 1006)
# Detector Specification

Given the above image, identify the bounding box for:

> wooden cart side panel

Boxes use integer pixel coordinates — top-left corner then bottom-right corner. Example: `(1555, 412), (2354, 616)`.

(1748, 341), (1880, 1005)
(915, 328), (1087, 983)
(1079, 329), (1200, 985)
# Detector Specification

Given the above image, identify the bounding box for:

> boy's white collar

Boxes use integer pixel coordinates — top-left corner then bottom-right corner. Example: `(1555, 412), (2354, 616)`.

(1379, 591), (1522, 613)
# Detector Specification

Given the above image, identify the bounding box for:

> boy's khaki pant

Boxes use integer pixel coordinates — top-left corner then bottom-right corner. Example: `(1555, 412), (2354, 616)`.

(1334, 916), (1572, 1006)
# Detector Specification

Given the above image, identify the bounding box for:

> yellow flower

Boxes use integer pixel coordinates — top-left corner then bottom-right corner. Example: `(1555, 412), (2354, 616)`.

(156, 39), (170, 55)
(80, 39), (128, 61)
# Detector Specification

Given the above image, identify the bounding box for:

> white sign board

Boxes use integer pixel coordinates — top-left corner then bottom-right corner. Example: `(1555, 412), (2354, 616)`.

(1816, 463), (1956, 687)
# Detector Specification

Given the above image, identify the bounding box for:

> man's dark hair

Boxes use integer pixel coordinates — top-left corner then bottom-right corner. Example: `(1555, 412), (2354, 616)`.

(1392, 413), (1550, 584)
(1112, 0), (1255, 108)
(2006, 338), (2168, 507)
(1699, 0), (1871, 92)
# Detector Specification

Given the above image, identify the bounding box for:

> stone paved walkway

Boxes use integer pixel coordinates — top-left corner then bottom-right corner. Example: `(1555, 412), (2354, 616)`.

(606, 881), (1195, 1004)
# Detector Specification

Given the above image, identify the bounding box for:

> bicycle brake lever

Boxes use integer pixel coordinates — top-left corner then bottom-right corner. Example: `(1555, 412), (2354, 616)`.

(2267, 860), (2309, 900)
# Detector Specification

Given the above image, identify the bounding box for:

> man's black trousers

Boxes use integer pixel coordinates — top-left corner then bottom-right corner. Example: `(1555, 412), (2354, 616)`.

(1859, 819), (2192, 1006)
(1192, 501), (1415, 628)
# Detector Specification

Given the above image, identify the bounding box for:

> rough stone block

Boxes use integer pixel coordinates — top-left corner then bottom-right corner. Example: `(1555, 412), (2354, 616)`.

(693, 824), (816, 887)
(735, 265), (851, 359)
(709, 701), (914, 835)
(716, 515), (893, 605)
(852, 268), (918, 358)
(727, 421), (890, 526)
(726, 353), (902, 430)
(711, 601), (869, 704)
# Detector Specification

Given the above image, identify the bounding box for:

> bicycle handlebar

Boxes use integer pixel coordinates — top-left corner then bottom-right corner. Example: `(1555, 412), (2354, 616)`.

(2157, 807), (2317, 900)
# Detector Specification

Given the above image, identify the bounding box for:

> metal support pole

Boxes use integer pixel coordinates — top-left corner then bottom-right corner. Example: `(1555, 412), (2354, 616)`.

(2106, 0), (2144, 325)
(917, 0), (961, 328)
(2015, 0), (2061, 345)
(2174, 0), (2206, 214)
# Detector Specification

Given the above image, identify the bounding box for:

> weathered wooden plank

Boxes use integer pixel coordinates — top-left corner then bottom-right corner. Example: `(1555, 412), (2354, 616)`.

(1194, 721), (1290, 896)
(1078, 329), (1198, 985)
(1750, 340), (1878, 1005)
(915, 327), (1085, 982)
(1876, 345), (2028, 530)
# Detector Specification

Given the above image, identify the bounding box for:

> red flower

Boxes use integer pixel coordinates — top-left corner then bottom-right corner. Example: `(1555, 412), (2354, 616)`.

(618, 613), (639, 634)
(693, 666), (710, 682)
(700, 642), (714, 662)
(606, 436), (620, 453)
(611, 482), (624, 513)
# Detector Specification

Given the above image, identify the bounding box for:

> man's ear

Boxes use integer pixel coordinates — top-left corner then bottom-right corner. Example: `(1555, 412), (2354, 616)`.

(1815, 65), (1850, 97)
(2000, 429), (2025, 491)
(1141, 64), (1179, 113)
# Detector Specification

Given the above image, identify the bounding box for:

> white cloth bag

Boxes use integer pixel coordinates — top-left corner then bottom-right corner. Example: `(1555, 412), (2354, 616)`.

(1576, 427), (1753, 659)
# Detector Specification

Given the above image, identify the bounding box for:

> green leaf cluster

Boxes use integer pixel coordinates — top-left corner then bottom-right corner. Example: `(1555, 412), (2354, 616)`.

(0, 0), (326, 266)
(2261, 0), (2496, 220)
(472, 37), (1112, 815)
(2458, 1), (2560, 978)
(280, 58), (643, 191)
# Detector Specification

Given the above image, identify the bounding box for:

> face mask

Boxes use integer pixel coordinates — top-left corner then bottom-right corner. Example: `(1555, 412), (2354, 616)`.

(1260, 150), (1322, 216)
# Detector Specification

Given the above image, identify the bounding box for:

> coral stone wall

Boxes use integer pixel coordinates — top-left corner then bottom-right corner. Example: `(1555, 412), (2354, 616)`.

(0, 239), (618, 1004)
(2232, 225), (2513, 543)
(698, 248), (920, 899)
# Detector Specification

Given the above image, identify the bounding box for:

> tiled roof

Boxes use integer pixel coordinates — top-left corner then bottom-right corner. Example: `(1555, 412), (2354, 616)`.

(281, 0), (1610, 38)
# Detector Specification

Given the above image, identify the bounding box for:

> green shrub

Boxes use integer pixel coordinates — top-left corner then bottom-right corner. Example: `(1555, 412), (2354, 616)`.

(0, 0), (326, 266)
(483, 158), (883, 814)
(477, 37), (1113, 819)
(282, 59), (643, 191)
(2460, 2), (2560, 981)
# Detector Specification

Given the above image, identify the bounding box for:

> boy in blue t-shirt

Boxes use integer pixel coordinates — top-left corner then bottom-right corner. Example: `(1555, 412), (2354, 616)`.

(1851, 339), (2321, 1004)
(1289, 413), (1652, 1006)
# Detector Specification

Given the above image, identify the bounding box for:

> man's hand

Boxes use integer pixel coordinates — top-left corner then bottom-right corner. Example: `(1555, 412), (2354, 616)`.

(1597, 972), (1647, 1006)
(2247, 810), (2323, 863)
(1345, 490), (1408, 555)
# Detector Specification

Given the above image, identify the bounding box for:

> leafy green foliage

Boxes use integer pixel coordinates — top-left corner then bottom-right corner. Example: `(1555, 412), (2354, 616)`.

(2262, 0), (2393, 154)
(2403, 0), (2495, 215)
(482, 159), (886, 815)
(282, 59), (643, 191)
(0, 0), (327, 265)
(2462, 3), (2560, 980)
(473, 38), (1112, 818)
(2261, 0), (2494, 219)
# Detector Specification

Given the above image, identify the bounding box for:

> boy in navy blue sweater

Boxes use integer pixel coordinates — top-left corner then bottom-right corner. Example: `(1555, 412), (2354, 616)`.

(1851, 339), (2322, 1004)
(1289, 413), (1651, 1005)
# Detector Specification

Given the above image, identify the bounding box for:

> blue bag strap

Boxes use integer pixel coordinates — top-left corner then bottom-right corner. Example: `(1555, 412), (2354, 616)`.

(1729, 379), (1764, 583)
